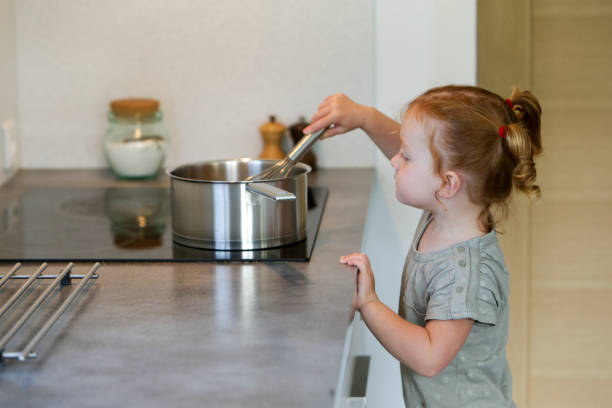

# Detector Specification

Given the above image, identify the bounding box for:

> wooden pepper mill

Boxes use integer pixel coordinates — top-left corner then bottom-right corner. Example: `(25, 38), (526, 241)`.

(258, 115), (286, 160)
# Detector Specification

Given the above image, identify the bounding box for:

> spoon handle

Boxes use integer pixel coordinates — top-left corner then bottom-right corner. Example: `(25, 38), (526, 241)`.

(287, 126), (330, 164)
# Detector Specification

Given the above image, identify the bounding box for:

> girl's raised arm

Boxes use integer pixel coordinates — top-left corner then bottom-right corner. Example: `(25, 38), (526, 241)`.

(304, 93), (401, 160)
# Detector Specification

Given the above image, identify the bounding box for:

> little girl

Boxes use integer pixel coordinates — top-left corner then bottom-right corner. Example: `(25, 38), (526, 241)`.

(304, 85), (542, 408)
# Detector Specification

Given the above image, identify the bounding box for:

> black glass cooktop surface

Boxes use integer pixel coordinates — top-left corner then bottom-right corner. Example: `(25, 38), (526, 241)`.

(0, 186), (328, 262)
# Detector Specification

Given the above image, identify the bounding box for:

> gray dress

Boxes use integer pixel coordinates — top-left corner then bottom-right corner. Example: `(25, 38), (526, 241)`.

(399, 211), (516, 408)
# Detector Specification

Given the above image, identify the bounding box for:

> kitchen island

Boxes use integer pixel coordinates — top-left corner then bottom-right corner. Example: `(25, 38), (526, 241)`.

(0, 168), (373, 407)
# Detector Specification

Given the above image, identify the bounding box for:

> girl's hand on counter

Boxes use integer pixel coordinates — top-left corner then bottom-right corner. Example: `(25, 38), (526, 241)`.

(304, 93), (370, 140)
(340, 252), (379, 311)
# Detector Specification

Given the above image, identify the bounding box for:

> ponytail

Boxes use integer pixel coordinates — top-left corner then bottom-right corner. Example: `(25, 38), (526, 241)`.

(505, 87), (543, 200)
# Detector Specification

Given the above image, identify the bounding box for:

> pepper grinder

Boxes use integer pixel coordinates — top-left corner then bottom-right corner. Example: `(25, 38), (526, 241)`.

(258, 115), (286, 160)
(289, 116), (317, 171)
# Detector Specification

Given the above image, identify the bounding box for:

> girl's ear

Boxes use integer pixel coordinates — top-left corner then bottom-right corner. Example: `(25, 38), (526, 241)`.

(437, 171), (461, 199)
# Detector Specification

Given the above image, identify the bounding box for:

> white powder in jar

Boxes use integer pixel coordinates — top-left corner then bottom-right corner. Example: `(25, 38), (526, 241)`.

(105, 135), (166, 178)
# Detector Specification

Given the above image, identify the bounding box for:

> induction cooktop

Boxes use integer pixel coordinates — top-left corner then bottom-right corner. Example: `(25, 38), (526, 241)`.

(0, 186), (328, 262)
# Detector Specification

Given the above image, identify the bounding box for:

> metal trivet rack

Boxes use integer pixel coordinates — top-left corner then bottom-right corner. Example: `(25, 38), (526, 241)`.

(0, 262), (100, 364)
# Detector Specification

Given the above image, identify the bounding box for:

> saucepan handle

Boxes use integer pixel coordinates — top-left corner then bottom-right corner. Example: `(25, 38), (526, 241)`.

(246, 183), (296, 201)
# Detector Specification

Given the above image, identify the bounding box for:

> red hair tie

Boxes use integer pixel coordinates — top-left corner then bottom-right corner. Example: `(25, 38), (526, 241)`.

(498, 125), (506, 138)
(505, 98), (514, 109)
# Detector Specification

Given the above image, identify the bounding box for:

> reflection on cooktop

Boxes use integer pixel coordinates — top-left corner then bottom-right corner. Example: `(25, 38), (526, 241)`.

(0, 186), (328, 262)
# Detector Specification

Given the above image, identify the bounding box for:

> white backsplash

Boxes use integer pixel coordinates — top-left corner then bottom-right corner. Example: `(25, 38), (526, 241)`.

(0, 0), (18, 185)
(15, 0), (374, 169)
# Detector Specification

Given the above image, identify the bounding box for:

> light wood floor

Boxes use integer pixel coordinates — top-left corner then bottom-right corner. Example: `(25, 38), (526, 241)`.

(479, 1), (612, 407)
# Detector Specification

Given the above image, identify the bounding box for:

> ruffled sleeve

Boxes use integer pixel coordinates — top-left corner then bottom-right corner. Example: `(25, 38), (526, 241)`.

(424, 245), (504, 326)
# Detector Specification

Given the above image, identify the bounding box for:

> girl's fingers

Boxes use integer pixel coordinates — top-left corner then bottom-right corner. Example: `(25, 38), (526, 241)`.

(318, 99), (333, 110)
(340, 253), (370, 264)
(319, 126), (345, 140)
(340, 257), (369, 275)
(322, 93), (344, 105)
(306, 111), (330, 131)
(309, 105), (331, 122)
(304, 115), (334, 135)
(342, 252), (377, 310)
(339, 253), (362, 264)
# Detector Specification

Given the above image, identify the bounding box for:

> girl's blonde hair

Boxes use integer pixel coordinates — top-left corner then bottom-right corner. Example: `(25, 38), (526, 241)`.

(407, 85), (543, 232)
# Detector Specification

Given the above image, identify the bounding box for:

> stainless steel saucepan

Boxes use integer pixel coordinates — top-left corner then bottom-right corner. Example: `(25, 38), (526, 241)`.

(167, 158), (311, 250)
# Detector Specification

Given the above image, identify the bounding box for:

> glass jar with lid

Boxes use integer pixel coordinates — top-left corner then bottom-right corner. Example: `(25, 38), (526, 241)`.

(103, 98), (169, 179)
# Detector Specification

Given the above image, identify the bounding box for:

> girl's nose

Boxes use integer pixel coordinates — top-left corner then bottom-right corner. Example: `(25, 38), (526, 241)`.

(390, 152), (401, 170)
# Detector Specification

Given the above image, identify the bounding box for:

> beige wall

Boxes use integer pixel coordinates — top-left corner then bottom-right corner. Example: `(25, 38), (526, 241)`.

(529, 1), (612, 406)
(477, 2), (531, 405)
(478, 1), (612, 407)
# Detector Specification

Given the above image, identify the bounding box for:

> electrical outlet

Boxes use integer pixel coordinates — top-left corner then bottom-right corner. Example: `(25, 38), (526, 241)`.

(1, 118), (18, 172)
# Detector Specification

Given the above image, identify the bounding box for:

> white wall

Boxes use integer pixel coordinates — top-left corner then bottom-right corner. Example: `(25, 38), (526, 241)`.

(359, 1), (477, 406)
(0, 0), (18, 184)
(15, 0), (374, 169)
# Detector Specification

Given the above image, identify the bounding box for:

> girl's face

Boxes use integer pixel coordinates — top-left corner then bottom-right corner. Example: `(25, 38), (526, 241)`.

(390, 111), (442, 210)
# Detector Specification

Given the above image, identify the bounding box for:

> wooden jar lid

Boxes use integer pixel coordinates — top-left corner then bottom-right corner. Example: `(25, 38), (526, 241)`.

(110, 98), (160, 117)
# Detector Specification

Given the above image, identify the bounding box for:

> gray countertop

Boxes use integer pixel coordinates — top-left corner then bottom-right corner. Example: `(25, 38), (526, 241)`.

(0, 168), (373, 408)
